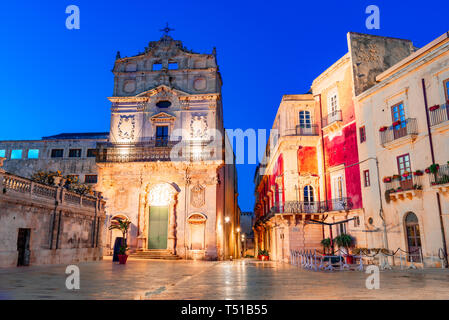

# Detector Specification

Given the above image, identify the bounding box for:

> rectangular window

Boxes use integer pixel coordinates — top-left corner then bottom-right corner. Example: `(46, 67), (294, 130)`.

(397, 153), (413, 190)
(51, 149), (64, 158)
(353, 216), (360, 227)
(152, 63), (162, 71)
(84, 175), (98, 184)
(359, 126), (366, 143)
(69, 149), (82, 158)
(156, 126), (169, 147)
(363, 170), (370, 187)
(27, 149), (39, 159)
(0, 149), (5, 158)
(11, 150), (22, 159)
(168, 62), (178, 70)
(87, 149), (97, 157)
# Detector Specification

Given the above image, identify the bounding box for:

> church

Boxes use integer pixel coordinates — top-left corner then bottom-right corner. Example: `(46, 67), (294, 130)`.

(96, 31), (240, 260)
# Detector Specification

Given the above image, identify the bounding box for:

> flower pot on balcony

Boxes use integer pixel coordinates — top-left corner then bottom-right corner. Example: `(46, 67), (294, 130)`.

(383, 177), (392, 183)
(393, 120), (401, 126)
(118, 254), (128, 264)
(429, 105), (440, 111)
(379, 127), (388, 132)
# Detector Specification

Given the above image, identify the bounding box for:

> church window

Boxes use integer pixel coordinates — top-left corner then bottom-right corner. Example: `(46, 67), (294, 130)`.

(168, 62), (178, 70)
(156, 126), (169, 147)
(69, 149), (82, 158)
(51, 149), (64, 158)
(156, 100), (172, 108)
(11, 149), (22, 159)
(152, 63), (162, 71)
(27, 149), (39, 159)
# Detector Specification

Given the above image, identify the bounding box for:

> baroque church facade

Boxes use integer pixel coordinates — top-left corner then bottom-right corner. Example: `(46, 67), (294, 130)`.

(96, 34), (240, 260)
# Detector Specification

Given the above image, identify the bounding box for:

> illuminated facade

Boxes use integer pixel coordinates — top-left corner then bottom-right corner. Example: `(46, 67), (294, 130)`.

(96, 34), (240, 260)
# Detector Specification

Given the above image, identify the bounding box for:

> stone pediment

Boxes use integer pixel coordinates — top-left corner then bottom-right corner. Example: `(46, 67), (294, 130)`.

(149, 111), (176, 123)
(136, 85), (189, 98)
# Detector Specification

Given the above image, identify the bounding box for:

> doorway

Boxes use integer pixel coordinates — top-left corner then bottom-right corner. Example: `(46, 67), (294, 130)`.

(405, 212), (422, 262)
(17, 228), (31, 266)
(148, 206), (169, 249)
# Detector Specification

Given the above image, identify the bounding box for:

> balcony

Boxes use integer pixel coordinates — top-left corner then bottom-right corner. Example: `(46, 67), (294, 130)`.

(379, 118), (418, 149)
(321, 110), (342, 133)
(384, 174), (422, 201)
(429, 164), (449, 192)
(270, 198), (353, 215)
(429, 103), (449, 131)
(96, 138), (220, 163)
(294, 124), (319, 136)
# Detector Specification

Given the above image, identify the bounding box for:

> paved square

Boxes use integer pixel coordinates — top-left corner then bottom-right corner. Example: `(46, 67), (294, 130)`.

(1, 258), (448, 300)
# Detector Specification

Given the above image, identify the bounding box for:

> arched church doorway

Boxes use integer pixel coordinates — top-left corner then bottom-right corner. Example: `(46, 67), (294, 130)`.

(405, 212), (422, 262)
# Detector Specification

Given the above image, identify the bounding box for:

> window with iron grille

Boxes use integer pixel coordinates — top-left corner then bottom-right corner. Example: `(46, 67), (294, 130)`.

(51, 149), (63, 158)
(87, 149), (97, 157)
(69, 149), (82, 158)
(84, 175), (98, 184)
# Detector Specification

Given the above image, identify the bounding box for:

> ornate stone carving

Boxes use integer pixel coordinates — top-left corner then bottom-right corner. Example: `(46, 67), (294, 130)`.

(190, 183), (205, 208)
(148, 183), (176, 206)
(190, 115), (208, 139)
(118, 115), (135, 140)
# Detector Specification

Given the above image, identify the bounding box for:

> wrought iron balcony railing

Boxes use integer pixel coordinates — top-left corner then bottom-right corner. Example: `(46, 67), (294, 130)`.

(321, 110), (342, 128)
(269, 198), (353, 214)
(429, 164), (449, 186)
(96, 139), (221, 163)
(295, 124), (319, 136)
(384, 174), (422, 192)
(379, 118), (418, 146)
(429, 103), (449, 127)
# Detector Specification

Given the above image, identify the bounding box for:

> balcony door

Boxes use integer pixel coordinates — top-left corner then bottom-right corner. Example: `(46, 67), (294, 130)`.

(405, 212), (422, 262)
(391, 103), (406, 139)
(397, 154), (413, 190)
(156, 126), (169, 147)
(303, 185), (315, 213)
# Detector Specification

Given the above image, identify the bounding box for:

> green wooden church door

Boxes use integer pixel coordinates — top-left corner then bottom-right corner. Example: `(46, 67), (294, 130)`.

(148, 206), (169, 249)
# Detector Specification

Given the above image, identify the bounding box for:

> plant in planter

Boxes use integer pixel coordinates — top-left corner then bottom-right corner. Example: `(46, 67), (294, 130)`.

(429, 163), (440, 174)
(379, 126), (388, 132)
(413, 184), (423, 190)
(320, 238), (332, 255)
(413, 170), (423, 176)
(402, 171), (410, 178)
(333, 233), (354, 264)
(396, 187), (403, 192)
(429, 105), (440, 111)
(392, 120), (401, 126)
(392, 174), (401, 180)
(383, 176), (392, 183)
(109, 217), (131, 264)
(258, 249), (269, 261)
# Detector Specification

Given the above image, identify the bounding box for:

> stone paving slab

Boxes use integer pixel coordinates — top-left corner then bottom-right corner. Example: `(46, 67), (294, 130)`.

(0, 258), (448, 300)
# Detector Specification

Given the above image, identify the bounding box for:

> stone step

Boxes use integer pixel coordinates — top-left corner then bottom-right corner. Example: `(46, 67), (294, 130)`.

(130, 250), (182, 260)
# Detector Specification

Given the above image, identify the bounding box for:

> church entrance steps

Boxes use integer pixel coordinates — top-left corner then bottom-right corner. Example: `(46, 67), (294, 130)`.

(130, 250), (182, 260)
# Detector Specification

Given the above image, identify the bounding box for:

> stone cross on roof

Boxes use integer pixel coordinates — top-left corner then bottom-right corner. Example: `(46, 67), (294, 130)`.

(160, 22), (175, 37)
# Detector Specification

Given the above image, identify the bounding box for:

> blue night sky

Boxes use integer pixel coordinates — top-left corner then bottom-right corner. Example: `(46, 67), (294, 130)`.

(0, 1), (447, 211)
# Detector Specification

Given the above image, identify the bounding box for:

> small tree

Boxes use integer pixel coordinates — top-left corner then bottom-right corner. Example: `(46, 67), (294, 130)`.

(109, 217), (131, 254)
(334, 233), (354, 255)
(321, 238), (332, 254)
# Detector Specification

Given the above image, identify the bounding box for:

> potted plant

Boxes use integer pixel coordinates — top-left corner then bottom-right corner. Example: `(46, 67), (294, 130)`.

(109, 217), (131, 265)
(396, 187), (403, 192)
(402, 171), (410, 178)
(429, 163), (440, 174)
(413, 184), (423, 190)
(413, 170), (423, 176)
(392, 120), (401, 126)
(383, 176), (392, 183)
(392, 174), (401, 180)
(429, 105), (440, 111)
(379, 126), (388, 132)
(321, 238), (332, 255)
(334, 233), (354, 264)
(258, 249), (269, 261)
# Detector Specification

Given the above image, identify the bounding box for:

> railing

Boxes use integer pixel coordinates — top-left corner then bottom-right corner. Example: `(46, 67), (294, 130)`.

(321, 110), (342, 128)
(429, 164), (449, 186)
(0, 172), (103, 211)
(295, 124), (319, 136)
(379, 118), (418, 145)
(96, 140), (221, 163)
(429, 103), (449, 127)
(384, 175), (422, 192)
(270, 198), (353, 214)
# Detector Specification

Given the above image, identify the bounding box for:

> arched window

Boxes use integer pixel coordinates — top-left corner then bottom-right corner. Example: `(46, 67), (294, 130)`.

(299, 111), (311, 128)
(303, 185), (314, 204)
(405, 212), (422, 262)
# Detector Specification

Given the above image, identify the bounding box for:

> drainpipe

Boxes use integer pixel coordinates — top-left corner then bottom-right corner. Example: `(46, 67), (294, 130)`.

(422, 79), (448, 267)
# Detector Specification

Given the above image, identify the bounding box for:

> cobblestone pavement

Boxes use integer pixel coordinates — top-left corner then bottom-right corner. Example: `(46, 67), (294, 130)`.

(1, 257), (449, 300)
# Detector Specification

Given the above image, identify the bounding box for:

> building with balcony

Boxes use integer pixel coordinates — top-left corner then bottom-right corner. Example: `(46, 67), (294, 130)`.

(355, 32), (449, 265)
